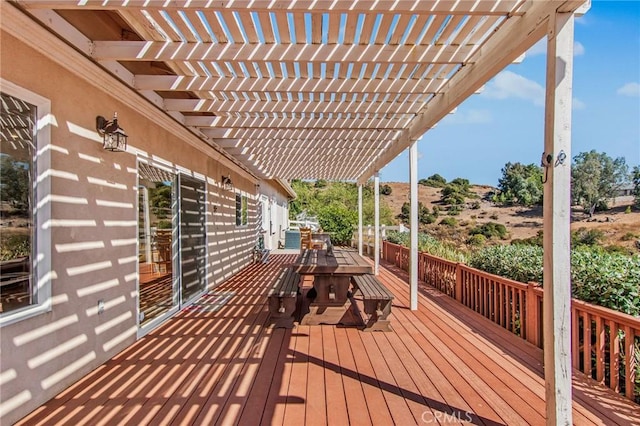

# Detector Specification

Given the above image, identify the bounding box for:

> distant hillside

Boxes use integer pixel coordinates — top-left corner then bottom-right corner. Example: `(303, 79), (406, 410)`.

(381, 181), (640, 253)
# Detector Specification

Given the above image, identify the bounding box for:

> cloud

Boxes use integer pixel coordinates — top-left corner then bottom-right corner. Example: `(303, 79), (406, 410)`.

(617, 82), (640, 97)
(526, 40), (585, 57)
(441, 109), (492, 125)
(482, 71), (545, 106)
(573, 97), (586, 110)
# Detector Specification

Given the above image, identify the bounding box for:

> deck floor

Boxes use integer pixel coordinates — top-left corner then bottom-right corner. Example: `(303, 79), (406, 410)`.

(18, 255), (640, 425)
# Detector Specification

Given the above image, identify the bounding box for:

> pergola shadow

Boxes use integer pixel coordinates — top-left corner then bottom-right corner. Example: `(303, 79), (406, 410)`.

(17, 255), (640, 425)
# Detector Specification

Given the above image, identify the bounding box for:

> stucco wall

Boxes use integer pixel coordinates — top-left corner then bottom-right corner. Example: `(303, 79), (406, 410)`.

(0, 31), (266, 424)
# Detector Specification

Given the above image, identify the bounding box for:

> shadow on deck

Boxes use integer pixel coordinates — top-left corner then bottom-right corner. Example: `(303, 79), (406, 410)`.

(18, 255), (640, 425)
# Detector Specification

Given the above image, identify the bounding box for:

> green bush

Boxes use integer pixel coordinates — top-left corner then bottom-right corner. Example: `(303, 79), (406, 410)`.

(470, 244), (640, 316)
(621, 232), (638, 241)
(440, 217), (457, 227)
(380, 184), (392, 195)
(470, 201), (481, 210)
(469, 244), (543, 284)
(489, 213), (499, 220)
(511, 230), (543, 247)
(570, 247), (640, 316)
(385, 231), (467, 263)
(469, 222), (508, 239)
(571, 227), (604, 246)
(419, 174), (447, 188)
(0, 234), (31, 261)
(625, 205), (632, 214)
(467, 234), (486, 247)
(447, 205), (462, 216)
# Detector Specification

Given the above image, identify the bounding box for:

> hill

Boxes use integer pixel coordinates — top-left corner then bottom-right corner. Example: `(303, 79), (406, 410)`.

(382, 182), (640, 253)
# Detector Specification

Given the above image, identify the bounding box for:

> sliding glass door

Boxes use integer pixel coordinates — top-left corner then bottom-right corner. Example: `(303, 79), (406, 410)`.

(178, 174), (207, 304)
(137, 164), (178, 327)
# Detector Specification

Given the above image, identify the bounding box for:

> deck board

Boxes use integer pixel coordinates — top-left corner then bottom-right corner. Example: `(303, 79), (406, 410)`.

(16, 254), (640, 426)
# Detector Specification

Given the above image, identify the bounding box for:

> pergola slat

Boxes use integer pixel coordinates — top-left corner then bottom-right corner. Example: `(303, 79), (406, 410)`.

(92, 41), (476, 64)
(19, 0), (586, 183)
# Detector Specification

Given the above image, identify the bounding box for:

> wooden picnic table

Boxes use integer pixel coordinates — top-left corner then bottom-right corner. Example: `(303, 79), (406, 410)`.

(290, 248), (372, 325)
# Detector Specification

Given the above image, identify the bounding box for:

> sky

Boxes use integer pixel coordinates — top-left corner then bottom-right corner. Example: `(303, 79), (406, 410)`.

(380, 0), (640, 187)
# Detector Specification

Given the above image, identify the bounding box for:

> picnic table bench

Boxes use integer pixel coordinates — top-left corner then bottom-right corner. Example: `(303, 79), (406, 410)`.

(352, 274), (394, 332)
(267, 267), (300, 328)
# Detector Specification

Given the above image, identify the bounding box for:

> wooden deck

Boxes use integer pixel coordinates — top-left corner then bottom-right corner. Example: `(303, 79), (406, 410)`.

(18, 255), (640, 425)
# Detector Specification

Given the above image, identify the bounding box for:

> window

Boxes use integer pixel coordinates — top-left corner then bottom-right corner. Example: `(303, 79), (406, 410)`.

(235, 193), (248, 226)
(0, 80), (51, 325)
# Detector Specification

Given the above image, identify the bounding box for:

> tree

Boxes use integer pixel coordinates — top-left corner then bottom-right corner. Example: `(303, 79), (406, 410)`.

(0, 156), (31, 214)
(633, 166), (640, 208)
(572, 150), (629, 213)
(495, 162), (543, 206)
(380, 184), (392, 195)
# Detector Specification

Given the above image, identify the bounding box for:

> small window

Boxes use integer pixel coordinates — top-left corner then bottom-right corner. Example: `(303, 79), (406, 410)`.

(235, 193), (248, 227)
(0, 80), (51, 326)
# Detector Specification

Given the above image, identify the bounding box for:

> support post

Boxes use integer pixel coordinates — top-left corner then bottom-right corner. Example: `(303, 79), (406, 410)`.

(409, 141), (418, 310)
(543, 11), (575, 426)
(374, 173), (380, 275)
(358, 184), (363, 255)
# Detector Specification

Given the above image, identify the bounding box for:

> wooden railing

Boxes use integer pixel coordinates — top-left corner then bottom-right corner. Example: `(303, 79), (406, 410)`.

(382, 240), (640, 403)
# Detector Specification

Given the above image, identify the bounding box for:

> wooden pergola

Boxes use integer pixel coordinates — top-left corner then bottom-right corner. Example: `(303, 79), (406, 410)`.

(7, 1), (591, 424)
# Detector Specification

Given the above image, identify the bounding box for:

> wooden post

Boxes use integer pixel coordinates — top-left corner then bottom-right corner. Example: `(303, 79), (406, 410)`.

(374, 173), (380, 275)
(358, 184), (363, 256)
(409, 141), (418, 310)
(526, 282), (540, 347)
(543, 11), (575, 426)
(455, 263), (463, 303)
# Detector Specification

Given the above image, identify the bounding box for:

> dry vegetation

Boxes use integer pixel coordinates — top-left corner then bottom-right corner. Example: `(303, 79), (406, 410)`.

(382, 182), (640, 252)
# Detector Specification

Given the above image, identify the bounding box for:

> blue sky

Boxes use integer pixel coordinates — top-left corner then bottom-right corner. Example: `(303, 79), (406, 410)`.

(381, 0), (640, 186)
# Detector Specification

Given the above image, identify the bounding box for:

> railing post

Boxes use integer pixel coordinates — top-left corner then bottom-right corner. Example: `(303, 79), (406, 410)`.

(526, 282), (541, 347)
(455, 263), (463, 303)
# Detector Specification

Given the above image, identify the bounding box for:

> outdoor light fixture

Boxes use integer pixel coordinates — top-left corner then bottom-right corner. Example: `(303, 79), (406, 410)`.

(96, 113), (128, 152)
(222, 175), (233, 190)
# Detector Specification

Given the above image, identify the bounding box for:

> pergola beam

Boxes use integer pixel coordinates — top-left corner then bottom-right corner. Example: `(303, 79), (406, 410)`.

(358, 0), (571, 184)
(18, 0), (524, 16)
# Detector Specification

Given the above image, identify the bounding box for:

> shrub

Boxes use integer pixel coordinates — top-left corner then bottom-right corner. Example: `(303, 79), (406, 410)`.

(440, 217), (457, 227)
(625, 205), (632, 214)
(380, 184), (392, 195)
(0, 234), (30, 261)
(570, 247), (640, 316)
(432, 206), (440, 217)
(419, 174), (447, 188)
(571, 227), (604, 247)
(489, 213), (499, 220)
(384, 231), (466, 262)
(469, 222), (508, 239)
(470, 201), (481, 210)
(469, 245), (543, 283)
(447, 205), (462, 216)
(621, 232), (638, 241)
(467, 234), (486, 247)
(511, 230), (543, 247)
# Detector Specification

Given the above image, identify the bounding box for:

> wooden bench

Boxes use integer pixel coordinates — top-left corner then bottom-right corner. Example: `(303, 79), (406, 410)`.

(351, 274), (394, 332)
(268, 267), (300, 328)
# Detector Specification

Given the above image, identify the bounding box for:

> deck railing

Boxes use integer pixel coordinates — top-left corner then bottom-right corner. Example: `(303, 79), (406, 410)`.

(382, 240), (640, 403)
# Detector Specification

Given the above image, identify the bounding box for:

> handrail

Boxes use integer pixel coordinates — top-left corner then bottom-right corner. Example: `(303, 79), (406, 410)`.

(381, 240), (640, 403)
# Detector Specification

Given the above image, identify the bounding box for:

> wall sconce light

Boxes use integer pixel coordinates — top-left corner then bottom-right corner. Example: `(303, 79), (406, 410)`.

(96, 113), (128, 152)
(213, 205), (218, 213)
(221, 175), (233, 191)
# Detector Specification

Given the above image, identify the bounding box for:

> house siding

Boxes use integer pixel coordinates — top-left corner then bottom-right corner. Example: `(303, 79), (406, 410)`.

(0, 29), (281, 424)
